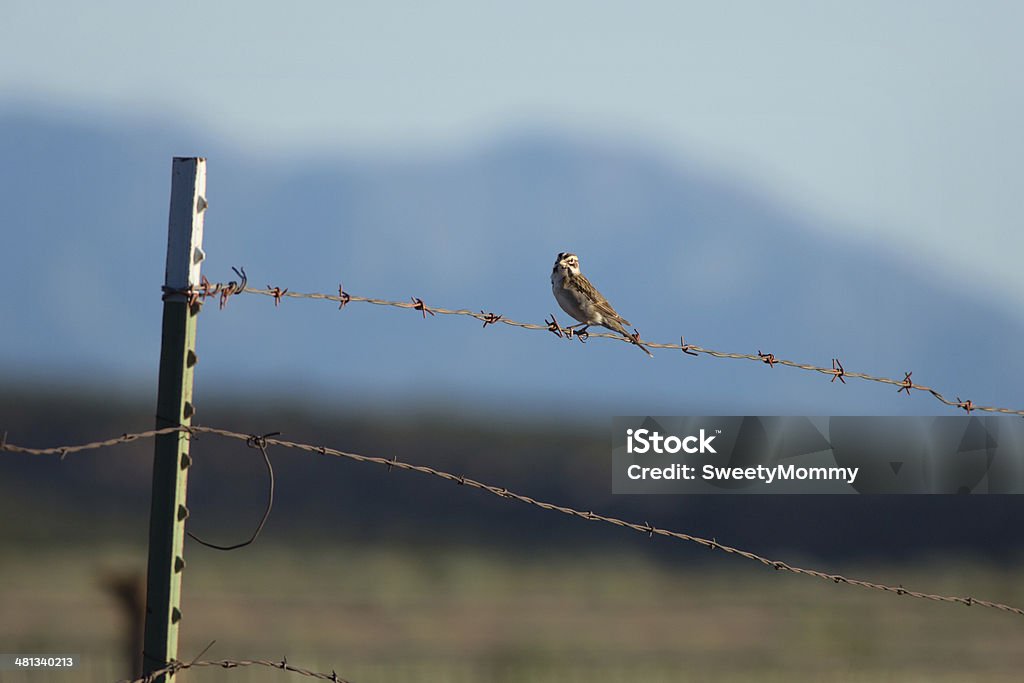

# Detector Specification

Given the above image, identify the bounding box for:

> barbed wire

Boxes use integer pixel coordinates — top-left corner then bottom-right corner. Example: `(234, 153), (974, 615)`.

(122, 656), (353, 683)
(5, 425), (1023, 617)
(172, 272), (1023, 418)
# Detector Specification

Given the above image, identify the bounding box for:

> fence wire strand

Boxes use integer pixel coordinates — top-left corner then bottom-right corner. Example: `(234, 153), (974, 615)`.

(4, 425), (1023, 617)
(121, 656), (353, 683)
(178, 277), (1023, 418)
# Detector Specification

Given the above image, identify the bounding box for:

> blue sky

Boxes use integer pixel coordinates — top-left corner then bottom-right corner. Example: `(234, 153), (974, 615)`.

(2, 2), (1022, 318)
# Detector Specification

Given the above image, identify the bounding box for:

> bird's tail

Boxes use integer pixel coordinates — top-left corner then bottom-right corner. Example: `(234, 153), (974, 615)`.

(608, 320), (653, 357)
(632, 339), (654, 358)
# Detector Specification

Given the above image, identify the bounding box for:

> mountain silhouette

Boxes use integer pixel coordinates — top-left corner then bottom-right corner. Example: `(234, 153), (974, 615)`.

(1, 104), (1021, 416)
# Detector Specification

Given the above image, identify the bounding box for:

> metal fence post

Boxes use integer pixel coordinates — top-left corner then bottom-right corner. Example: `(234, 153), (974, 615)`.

(142, 157), (207, 681)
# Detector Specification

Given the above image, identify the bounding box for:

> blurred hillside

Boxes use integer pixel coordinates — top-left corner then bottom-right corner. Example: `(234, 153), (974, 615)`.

(3, 388), (1023, 562)
(1, 104), (1022, 418)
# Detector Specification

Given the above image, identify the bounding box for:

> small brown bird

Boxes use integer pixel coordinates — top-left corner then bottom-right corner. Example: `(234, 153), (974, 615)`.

(550, 251), (652, 356)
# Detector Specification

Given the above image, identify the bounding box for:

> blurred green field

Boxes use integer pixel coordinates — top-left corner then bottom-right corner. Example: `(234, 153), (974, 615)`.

(3, 543), (1023, 682)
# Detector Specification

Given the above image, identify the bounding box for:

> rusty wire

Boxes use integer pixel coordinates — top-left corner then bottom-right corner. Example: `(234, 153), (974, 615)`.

(121, 656), (353, 683)
(5, 426), (1024, 617)
(169, 279), (1024, 418)
(186, 432), (278, 551)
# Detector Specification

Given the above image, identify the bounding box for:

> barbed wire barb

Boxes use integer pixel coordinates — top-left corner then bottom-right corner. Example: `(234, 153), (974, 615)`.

(268, 285), (288, 307)
(544, 313), (564, 338)
(627, 328), (654, 357)
(831, 358), (846, 384)
(680, 336), (699, 357)
(337, 284), (351, 310)
(480, 311), (503, 328)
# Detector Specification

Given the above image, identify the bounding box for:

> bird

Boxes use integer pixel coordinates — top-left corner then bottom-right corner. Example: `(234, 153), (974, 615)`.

(550, 251), (652, 356)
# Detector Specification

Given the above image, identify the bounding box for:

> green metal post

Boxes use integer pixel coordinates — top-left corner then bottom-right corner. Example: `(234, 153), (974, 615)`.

(142, 157), (207, 681)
